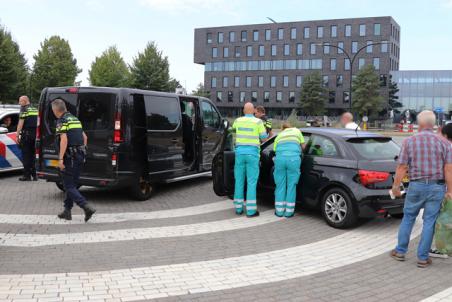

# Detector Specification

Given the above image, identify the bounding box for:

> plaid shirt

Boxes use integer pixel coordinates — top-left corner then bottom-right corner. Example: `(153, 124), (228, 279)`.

(399, 129), (452, 180)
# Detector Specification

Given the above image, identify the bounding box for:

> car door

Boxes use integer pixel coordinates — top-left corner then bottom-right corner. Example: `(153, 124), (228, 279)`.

(144, 94), (186, 180)
(200, 99), (223, 170)
(0, 113), (22, 171)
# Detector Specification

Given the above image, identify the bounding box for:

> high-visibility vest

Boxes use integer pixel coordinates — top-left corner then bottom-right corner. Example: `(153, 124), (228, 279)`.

(19, 105), (38, 128)
(232, 116), (267, 148)
(273, 127), (304, 151)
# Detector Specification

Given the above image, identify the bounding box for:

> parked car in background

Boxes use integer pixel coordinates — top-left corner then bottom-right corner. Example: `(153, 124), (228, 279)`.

(0, 105), (22, 172)
(213, 128), (407, 228)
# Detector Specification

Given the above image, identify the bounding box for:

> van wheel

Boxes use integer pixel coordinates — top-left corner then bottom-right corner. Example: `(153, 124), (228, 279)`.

(56, 182), (81, 192)
(321, 188), (357, 229)
(130, 177), (153, 201)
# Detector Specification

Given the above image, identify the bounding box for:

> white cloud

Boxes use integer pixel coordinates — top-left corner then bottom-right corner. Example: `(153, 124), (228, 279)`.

(443, 0), (452, 7)
(139, 0), (238, 15)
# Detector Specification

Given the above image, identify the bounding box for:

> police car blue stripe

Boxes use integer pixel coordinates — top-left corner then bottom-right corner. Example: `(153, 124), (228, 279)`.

(8, 144), (22, 161)
(0, 155), (12, 168)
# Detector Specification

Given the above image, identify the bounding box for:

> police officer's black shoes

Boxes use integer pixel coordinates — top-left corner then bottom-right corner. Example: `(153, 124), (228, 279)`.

(82, 205), (96, 222)
(57, 209), (72, 220)
(32, 175), (38, 181)
(246, 211), (260, 218)
(18, 176), (31, 181)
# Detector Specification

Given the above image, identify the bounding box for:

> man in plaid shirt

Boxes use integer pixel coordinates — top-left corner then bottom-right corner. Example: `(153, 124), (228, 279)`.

(391, 110), (452, 268)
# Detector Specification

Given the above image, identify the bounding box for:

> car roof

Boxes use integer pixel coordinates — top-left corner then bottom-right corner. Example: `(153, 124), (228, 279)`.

(300, 127), (389, 139)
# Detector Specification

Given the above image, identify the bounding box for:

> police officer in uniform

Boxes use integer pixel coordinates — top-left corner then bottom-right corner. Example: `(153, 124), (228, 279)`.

(232, 102), (268, 217)
(52, 99), (96, 222)
(16, 95), (38, 181)
(254, 106), (272, 136)
(273, 122), (305, 217)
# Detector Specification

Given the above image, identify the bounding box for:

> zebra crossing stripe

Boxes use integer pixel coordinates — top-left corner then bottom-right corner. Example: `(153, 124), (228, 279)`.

(421, 286), (452, 302)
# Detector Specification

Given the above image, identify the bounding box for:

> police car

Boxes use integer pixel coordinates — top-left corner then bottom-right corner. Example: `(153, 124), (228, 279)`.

(0, 105), (22, 172)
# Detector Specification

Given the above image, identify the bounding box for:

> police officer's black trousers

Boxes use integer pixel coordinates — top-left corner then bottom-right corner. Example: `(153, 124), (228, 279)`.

(61, 152), (87, 210)
(21, 130), (36, 179)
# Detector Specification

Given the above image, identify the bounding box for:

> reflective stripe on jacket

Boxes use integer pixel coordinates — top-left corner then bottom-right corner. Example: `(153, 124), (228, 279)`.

(232, 115), (267, 148)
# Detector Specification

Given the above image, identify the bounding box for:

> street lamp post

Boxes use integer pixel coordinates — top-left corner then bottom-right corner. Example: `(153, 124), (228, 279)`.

(316, 41), (388, 112)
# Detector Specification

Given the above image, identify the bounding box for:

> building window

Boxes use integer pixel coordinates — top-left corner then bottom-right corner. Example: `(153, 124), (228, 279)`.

(297, 43), (303, 55)
(229, 31), (235, 42)
(374, 23), (381, 36)
(284, 44), (290, 56)
(304, 27), (310, 38)
(352, 41), (358, 53)
(337, 42), (344, 54)
(207, 33), (212, 44)
(234, 76), (240, 87)
(283, 75), (289, 87)
(276, 91), (282, 102)
(264, 91), (270, 102)
(381, 41), (388, 53)
(218, 32), (224, 43)
(241, 30), (247, 42)
(223, 47), (229, 58)
(258, 76), (264, 87)
(212, 47), (218, 58)
(223, 77), (228, 88)
(323, 44), (330, 54)
(358, 58), (365, 69)
(336, 75), (343, 87)
(271, 44), (277, 56)
(328, 91), (335, 104)
(253, 30), (259, 42)
(247, 45), (253, 57)
(344, 58), (350, 70)
(216, 91), (222, 102)
(343, 91), (350, 103)
(359, 24), (366, 36)
(227, 91), (233, 102)
(246, 76), (252, 88)
(366, 41), (373, 53)
(278, 28), (284, 40)
(296, 75), (303, 87)
(330, 58), (336, 71)
(270, 76), (276, 87)
(345, 24), (351, 37)
(211, 77), (217, 88)
(235, 46), (241, 57)
(380, 74), (387, 86)
(259, 45), (265, 57)
(240, 92), (246, 103)
(291, 27), (297, 39)
(264, 29), (271, 41)
(317, 26), (324, 38)
(289, 91), (295, 103)
(322, 75), (329, 87)
(331, 25), (337, 37)
(310, 43), (316, 55)
(373, 58), (380, 70)
(251, 91), (257, 102)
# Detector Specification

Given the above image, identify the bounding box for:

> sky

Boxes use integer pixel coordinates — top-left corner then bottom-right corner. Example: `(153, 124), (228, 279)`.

(1, 0), (452, 92)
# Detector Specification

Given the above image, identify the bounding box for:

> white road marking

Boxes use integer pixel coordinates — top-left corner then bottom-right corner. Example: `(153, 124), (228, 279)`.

(0, 218), (422, 301)
(0, 211), (281, 247)
(0, 200), (231, 225)
(421, 286), (452, 302)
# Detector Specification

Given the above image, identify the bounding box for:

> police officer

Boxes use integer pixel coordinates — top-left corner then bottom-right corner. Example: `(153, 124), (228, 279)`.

(16, 95), (38, 181)
(52, 99), (96, 222)
(273, 122), (305, 218)
(254, 106), (272, 136)
(232, 102), (268, 217)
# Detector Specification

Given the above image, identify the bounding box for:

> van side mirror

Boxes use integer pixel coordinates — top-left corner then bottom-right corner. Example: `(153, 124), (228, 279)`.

(0, 127), (8, 134)
(223, 119), (229, 129)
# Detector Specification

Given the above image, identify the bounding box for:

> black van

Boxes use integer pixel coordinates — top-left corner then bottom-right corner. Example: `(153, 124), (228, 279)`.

(36, 87), (228, 200)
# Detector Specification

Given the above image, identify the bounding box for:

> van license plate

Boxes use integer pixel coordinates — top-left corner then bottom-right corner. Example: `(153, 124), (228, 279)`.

(402, 175), (409, 183)
(45, 159), (59, 168)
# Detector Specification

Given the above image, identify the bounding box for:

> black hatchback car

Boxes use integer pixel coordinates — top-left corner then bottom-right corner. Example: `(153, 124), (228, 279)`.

(213, 128), (406, 228)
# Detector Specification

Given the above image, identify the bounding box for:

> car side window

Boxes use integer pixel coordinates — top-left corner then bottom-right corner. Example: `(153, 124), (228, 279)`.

(144, 95), (181, 131)
(307, 135), (338, 157)
(201, 101), (220, 129)
(0, 113), (19, 132)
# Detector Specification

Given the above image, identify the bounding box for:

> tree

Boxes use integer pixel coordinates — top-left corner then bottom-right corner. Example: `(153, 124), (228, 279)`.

(31, 36), (81, 98)
(0, 24), (28, 103)
(130, 42), (172, 92)
(88, 46), (130, 87)
(299, 72), (327, 116)
(191, 83), (210, 98)
(388, 79), (402, 113)
(351, 65), (384, 117)
(167, 78), (181, 92)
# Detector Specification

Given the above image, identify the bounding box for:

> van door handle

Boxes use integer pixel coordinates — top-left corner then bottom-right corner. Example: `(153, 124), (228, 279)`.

(171, 138), (178, 144)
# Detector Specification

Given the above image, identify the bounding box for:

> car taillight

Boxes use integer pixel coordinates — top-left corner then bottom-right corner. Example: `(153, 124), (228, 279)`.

(112, 153), (117, 166)
(358, 170), (390, 186)
(114, 112), (122, 143)
(35, 113), (41, 160)
(66, 87), (79, 94)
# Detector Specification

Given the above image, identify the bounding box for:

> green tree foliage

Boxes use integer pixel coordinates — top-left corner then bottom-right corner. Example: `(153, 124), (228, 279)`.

(191, 83), (210, 98)
(0, 24), (28, 103)
(31, 36), (81, 98)
(388, 78), (402, 113)
(167, 78), (181, 92)
(88, 46), (130, 87)
(299, 72), (327, 115)
(352, 65), (384, 117)
(130, 42), (173, 92)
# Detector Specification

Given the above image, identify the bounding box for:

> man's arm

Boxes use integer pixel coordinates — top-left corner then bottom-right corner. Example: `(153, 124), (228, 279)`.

(83, 132), (88, 146)
(445, 164), (452, 200)
(59, 133), (68, 161)
(16, 119), (24, 140)
(392, 164), (408, 197)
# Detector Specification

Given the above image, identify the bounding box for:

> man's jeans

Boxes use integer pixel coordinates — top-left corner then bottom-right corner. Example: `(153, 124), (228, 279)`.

(395, 181), (445, 260)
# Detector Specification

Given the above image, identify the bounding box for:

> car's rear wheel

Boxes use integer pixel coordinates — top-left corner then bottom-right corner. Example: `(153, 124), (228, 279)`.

(129, 177), (153, 201)
(56, 182), (81, 192)
(321, 188), (357, 229)
(391, 213), (404, 219)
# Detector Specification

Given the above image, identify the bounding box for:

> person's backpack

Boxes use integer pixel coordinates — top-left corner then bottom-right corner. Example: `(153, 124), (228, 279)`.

(435, 198), (452, 255)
